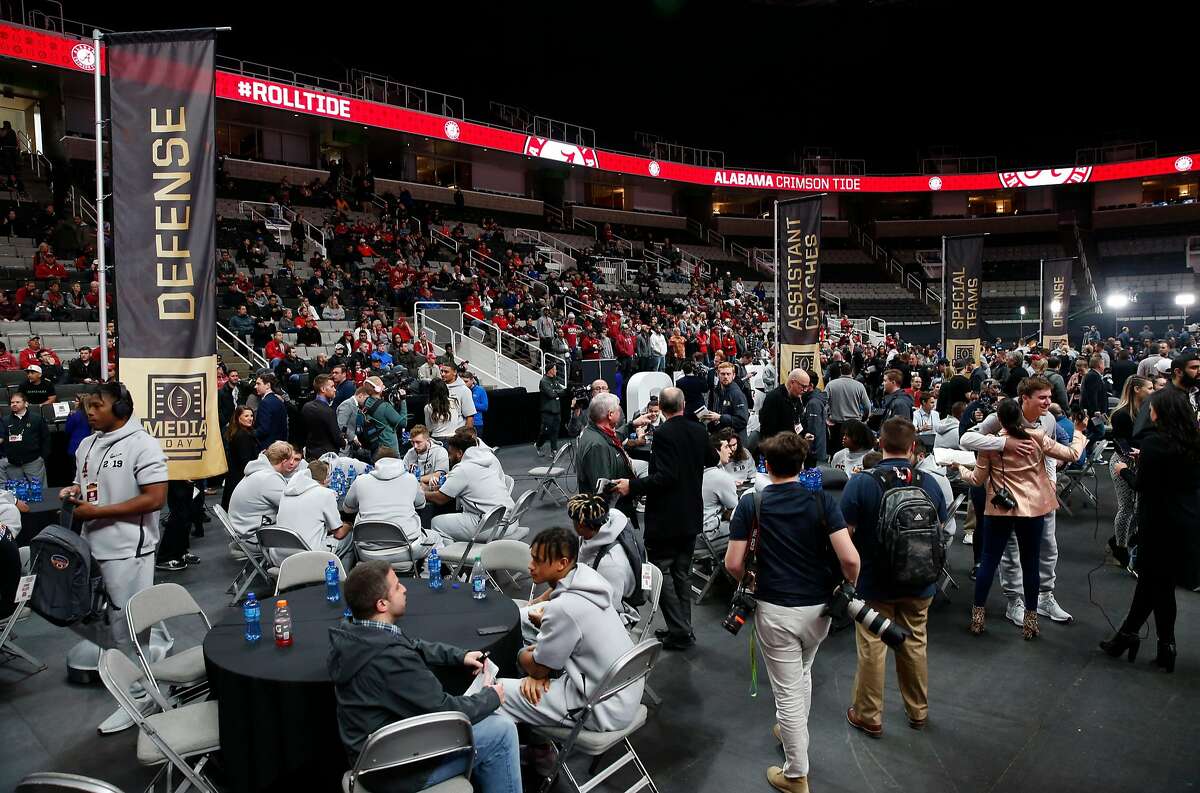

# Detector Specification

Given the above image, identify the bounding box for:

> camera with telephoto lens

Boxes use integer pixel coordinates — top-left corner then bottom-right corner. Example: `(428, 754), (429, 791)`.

(823, 582), (909, 648)
(722, 571), (758, 635)
(990, 486), (1018, 511)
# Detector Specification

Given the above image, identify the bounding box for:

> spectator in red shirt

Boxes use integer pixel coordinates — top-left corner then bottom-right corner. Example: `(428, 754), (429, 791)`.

(562, 316), (580, 349)
(391, 315), (414, 342)
(581, 330), (601, 360)
(0, 343), (17, 371)
(84, 280), (110, 309)
(13, 279), (37, 306)
(264, 332), (288, 363)
(33, 244), (67, 280)
(19, 337), (59, 369)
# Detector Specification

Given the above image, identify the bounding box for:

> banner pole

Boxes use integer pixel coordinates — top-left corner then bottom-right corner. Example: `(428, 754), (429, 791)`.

(773, 199), (779, 376)
(940, 235), (946, 357)
(93, 28), (108, 382)
(1038, 257), (1045, 347)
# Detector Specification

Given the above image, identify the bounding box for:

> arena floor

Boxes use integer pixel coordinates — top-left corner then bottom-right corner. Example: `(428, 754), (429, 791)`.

(2, 444), (1197, 793)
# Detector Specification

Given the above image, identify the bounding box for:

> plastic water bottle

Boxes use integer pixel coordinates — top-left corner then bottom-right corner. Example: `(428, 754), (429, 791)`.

(325, 560), (341, 603)
(243, 593), (261, 642)
(273, 599), (293, 647)
(470, 555), (487, 600)
(28, 479), (41, 503)
(401, 429), (411, 446)
(438, 471), (447, 488)
(756, 455), (767, 474)
(427, 548), (443, 591)
(343, 606), (353, 621)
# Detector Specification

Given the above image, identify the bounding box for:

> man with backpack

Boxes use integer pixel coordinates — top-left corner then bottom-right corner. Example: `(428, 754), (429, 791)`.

(58, 382), (169, 734)
(353, 381), (405, 455)
(567, 492), (645, 627)
(839, 417), (948, 738)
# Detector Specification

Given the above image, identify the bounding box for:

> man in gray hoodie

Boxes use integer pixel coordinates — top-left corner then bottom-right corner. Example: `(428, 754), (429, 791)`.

(499, 528), (641, 731)
(227, 442), (302, 547)
(427, 434), (514, 543)
(327, 561), (520, 792)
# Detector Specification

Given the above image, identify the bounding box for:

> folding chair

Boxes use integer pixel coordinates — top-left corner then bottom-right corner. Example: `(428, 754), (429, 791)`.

(0, 545), (46, 673)
(127, 583), (211, 711)
(441, 505), (508, 580)
(690, 526), (733, 604)
(629, 564), (664, 706)
(257, 525), (312, 569)
(212, 505), (273, 606)
(1058, 440), (1108, 516)
(16, 772), (127, 793)
(533, 640), (662, 793)
(935, 493), (968, 603)
(344, 711), (474, 793)
(97, 650), (220, 793)
(480, 539), (531, 594)
(528, 443), (572, 504)
(353, 521), (419, 577)
(275, 550), (347, 595)
(493, 488), (536, 543)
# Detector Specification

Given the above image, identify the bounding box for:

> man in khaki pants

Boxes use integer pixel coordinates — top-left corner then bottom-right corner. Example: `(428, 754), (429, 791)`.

(839, 418), (949, 735)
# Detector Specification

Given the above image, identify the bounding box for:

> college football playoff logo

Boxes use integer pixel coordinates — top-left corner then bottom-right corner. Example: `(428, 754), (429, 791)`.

(790, 352), (814, 372)
(146, 374), (208, 461)
(952, 344), (975, 361)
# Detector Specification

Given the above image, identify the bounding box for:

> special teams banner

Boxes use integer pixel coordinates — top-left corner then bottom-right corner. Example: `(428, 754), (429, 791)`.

(109, 30), (226, 479)
(1041, 257), (1073, 349)
(942, 234), (984, 366)
(776, 195), (824, 386)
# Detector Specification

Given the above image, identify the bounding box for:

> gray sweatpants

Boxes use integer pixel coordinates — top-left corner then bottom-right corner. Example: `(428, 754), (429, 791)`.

(1000, 510), (1057, 602)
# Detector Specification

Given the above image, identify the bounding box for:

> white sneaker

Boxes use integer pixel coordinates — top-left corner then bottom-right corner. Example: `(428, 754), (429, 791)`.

(1004, 598), (1025, 627)
(962, 530), (974, 546)
(97, 693), (156, 735)
(1037, 592), (1073, 623)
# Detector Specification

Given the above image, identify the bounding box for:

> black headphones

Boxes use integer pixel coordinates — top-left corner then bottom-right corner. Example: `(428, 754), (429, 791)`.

(97, 381), (134, 420)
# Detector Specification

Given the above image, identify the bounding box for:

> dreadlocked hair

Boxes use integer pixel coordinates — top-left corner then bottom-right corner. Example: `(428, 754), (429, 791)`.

(567, 493), (608, 532)
(529, 527), (579, 564)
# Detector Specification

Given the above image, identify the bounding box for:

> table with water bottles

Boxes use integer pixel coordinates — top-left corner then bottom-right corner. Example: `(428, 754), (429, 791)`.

(202, 574), (521, 793)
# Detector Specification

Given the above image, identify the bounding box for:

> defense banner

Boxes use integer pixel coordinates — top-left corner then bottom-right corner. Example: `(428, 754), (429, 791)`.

(942, 235), (984, 366)
(1041, 257), (1073, 348)
(109, 30), (225, 479)
(776, 195), (824, 387)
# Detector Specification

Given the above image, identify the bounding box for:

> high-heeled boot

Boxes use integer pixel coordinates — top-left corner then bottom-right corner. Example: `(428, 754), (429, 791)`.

(1099, 631), (1140, 662)
(1154, 641), (1176, 673)
(1022, 610), (1040, 640)
(969, 606), (986, 635)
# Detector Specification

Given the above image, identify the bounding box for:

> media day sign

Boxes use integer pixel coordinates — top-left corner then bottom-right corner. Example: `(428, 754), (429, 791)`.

(2, 20), (1196, 195)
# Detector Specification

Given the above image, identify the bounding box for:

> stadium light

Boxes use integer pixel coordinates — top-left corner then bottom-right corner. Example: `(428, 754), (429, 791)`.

(1050, 299), (1062, 314)
(1175, 293), (1195, 307)
(1105, 293), (1129, 309)
(1019, 305), (1026, 316)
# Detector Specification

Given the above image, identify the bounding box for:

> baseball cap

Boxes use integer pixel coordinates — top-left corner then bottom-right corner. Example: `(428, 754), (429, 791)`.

(364, 376), (385, 395)
(26, 364), (41, 374)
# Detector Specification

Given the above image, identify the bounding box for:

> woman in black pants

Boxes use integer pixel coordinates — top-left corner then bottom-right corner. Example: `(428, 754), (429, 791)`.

(1102, 387), (1200, 672)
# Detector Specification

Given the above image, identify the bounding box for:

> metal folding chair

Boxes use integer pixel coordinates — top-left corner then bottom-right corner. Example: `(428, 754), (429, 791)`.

(528, 442), (573, 504)
(690, 526), (733, 603)
(629, 564), (664, 706)
(0, 545), (46, 673)
(480, 539), (531, 594)
(935, 493), (968, 603)
(16, 772), (128, 793)
(257, 525), (312, 569)
(441, 505), (508, 580)
(212, 505), (273, 606)
(97, 650), (220, 793)
(344, 711), (474, 793)
(126, 583), (211, 712)
(353, 521), (420, 576)
(533, 640), (662, 793)
(1058, 440), (1108, 516)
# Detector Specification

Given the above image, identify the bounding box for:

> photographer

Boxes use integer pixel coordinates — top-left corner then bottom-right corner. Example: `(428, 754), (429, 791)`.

(724, 432), (859, 793)
(839, 418), (948, 737)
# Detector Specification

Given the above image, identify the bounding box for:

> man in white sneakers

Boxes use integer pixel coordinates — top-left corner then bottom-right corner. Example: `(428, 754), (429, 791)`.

(227, 441), (302, 549)
(342, 446), (445, 566)
(426, 433), (514, 543)
(61, 382), (168, 735)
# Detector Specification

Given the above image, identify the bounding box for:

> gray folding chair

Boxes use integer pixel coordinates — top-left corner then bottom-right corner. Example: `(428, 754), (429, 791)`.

(440, 505), (508, 580)
(127, 583), (211, 711)
(257, 525), (312, 569)
(480, 539), (531, 594)
(344, 711), (474, 793)
(492, 488), (536, 543)
(629, 564), (664, 706)
(690, 526), (733, 604)
(936, 493), (969, 603)
(97, 650), (220, 793)
(353, 521), (419, 577)
(528, 443), (573, 504)
(212, 505), (273, 606)
(1058, 440), (1107, 516)
(16, 772), (127, 793)
(0, 545), (46, 673)
(275, 551), (346, 595)
(533, 640), (662, 793)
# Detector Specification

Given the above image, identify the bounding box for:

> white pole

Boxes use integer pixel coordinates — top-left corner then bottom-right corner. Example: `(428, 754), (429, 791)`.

(93, 29), (109, 382)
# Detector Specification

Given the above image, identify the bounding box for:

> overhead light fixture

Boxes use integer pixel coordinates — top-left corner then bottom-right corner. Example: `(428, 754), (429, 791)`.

(1105, 293), (1129, 309)
(1019, 305), (1026, 316)
(1175, 293), (1195, 307)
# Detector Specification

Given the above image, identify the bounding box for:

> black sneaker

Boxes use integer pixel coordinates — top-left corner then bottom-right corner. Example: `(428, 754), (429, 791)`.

(182, 553), (201, 565)
(156, 559), (187, 572)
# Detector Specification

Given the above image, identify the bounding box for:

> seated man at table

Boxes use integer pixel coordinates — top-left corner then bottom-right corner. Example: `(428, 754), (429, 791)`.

(499, 528), (642, 732)
(426, 433), (515, 543)
(227, 441), (302, 549)
(328, 561), (521, 793)
(275, 460), (348, 564)
(342, 446), (446, 565)
(402, 424), (449, 487)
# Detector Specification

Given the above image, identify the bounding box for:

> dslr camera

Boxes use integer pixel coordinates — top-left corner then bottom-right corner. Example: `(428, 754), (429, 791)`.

(722, 570), (758, 635)
(823, 582), (909, 648)
(990, 485), (1018, 511)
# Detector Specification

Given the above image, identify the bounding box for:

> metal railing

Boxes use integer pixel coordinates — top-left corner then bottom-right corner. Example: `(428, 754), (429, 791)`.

(429, 226), (459, 254)
(514, 228), (577, 271)
(16, 130), (50, 181)
(237, 200), (326, 257)
(532, 117), (595, 149)
(417, 307), (566, 390)
(1073, 223), (1101, 309)
(571, 216), (597, 237)
(544, 204), (564, 227)
(649, 140), (726, 169)
(489, 101), (533, 132)
(562, 292), (596, 319)
(349, 69), (465, 118)
(417, 312), (516, 390)
(730, 241), (751, 263)
(217, 321), (269, 371)
(216, 55), (354, 97)
(68, 186), (98, 227)
(707, 228), (726, 251)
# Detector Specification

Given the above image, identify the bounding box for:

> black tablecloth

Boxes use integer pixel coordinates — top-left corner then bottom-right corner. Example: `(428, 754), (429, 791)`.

(203, 582), (521, 793)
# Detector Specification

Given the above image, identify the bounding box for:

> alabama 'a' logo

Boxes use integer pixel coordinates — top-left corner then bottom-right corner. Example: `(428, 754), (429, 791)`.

(997, 167), (1092, 189)
(523, 137), (599, 168)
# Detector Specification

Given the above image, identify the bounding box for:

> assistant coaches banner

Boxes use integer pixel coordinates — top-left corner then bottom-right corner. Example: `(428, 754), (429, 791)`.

(109, 30), (225, 479)
(1041, 257), (1072, 348)
(942, 235), (984, 366)
(776, 195), (823, 386)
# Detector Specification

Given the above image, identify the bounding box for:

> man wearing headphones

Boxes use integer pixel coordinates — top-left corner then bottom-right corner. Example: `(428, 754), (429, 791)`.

(60, 382), (169, 734)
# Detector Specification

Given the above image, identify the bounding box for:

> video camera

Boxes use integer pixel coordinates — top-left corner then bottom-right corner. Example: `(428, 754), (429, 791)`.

(822, 582), (909, 647)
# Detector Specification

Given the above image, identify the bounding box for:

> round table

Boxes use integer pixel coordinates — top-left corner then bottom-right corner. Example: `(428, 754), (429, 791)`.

(203, 582), (521, 793)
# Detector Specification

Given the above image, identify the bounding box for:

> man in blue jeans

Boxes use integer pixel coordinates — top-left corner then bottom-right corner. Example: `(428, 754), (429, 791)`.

(328, 561), (521, 793)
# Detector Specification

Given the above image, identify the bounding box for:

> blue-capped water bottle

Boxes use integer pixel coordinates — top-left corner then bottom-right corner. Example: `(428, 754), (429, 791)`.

(427, 547), (444, 591)
(756, 455), (767, 474)
(402, 428), (411, 446)
(437, 471), (447, 488)
(28, 478), (41, 503)
(243, 593), (262, 642)
(470, 555), (487, 600)
(325, 560), (341, 603)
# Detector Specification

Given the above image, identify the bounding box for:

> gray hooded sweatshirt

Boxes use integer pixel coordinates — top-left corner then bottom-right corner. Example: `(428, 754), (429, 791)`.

(504, 563), (641, 730)
(74, 415), (168, 560)
(343, 457), (426, 540)
(440, 445), (513, 518)
(277, 468), (342, 553)
(577, 508), (638, 625)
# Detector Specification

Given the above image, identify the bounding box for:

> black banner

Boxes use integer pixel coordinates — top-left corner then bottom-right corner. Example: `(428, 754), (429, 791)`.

(942, 235), (984, 365)
(776, 196), (823, 385)
(109, 30), (225, 478)
(1041, 257), (1073, 348)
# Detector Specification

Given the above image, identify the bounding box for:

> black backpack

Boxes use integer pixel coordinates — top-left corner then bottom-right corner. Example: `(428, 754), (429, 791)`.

(592, 524), (648, 608)
(866, 467), (944, 588)
(28, 523), (109, 628)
